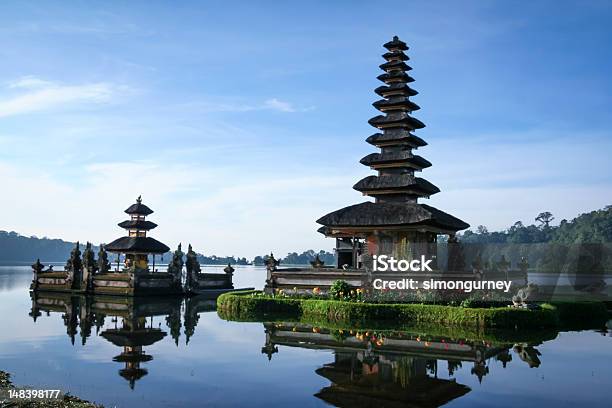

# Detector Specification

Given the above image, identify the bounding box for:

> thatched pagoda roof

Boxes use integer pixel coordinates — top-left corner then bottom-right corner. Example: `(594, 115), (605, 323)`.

(125, 196), (154, 215)
(383, 36), (409, 51)
(360, 151), (432, 169)
(382, 51), (409, 61)
(317, 202), (469, 232)
(353, 175), (439, 196)
(118, 220), (158, 230)
(105, 237), (170, 254)
(377, 71), (415, 83)
(368, 114), (426, 130)
(372, 98), (420, 112)
(379, 61), (412, 71)
(366, 132), (427, 148)
(375, 84), (418, 97)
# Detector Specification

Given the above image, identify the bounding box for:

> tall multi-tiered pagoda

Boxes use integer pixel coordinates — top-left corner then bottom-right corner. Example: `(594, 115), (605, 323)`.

(317, 36), (469, 269)
(105, 196), (170, 271)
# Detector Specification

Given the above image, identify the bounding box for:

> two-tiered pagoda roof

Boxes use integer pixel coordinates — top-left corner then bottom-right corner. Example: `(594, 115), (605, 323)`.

(317, 36), (468, 235)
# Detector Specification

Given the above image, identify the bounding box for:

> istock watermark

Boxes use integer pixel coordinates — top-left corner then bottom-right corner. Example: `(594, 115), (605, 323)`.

(373, 255), (433, 272)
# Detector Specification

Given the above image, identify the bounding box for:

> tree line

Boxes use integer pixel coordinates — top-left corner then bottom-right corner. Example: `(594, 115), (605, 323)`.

(458, 206), (612, 244)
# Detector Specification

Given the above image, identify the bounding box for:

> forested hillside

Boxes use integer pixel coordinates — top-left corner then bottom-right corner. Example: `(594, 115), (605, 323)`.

(459, 206), (612, 244)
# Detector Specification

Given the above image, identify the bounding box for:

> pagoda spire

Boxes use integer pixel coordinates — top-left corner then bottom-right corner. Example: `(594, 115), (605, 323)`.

(354, 35), (439, 204)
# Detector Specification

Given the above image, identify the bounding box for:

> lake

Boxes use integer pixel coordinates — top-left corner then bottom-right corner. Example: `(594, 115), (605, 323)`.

(1, 265), (611, 407)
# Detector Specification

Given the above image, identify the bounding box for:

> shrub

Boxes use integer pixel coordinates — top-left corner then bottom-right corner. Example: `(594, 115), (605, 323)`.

(329, 280), (353, 300)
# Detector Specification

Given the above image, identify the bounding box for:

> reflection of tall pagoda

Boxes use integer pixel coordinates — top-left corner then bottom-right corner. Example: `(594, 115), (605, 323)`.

(105, 196), (170, 271)
(317, 36), (469, 269)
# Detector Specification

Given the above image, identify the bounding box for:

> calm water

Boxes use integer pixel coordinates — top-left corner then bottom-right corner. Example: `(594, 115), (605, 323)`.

(1, 265), (611, 408)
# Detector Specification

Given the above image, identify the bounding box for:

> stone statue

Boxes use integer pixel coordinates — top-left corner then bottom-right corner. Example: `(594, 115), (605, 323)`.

(81, 242), (97, 291)
(32, 258), (45, 274)
(185, 244), (201, 290)
(82, 242), (97, 273)
(447, 234), (465, 272)
(65, 242), (83, 273)
(65, 242), (83, 289)
(31, 258), (44, 290)
(497, 255), (511, 271)
(264, 253), (280, 272)
(97, 245), (111, 274)
(310, 254), (325, 269)
(472, 253), (483, 280)
(167, 243), (184, 285)
(224, 263), (235, 275)
(512, 283), (539, 308)
(264, 253), (280, 286)
(518, 256), (529, 272)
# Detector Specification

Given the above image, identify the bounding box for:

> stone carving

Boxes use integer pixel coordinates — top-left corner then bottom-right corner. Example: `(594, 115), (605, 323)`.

(65, 242), (83, 289)
(167, 243), (185, 286)
(31, 258), (44, 290)
(472, 254), (484, 280)
(265, 253), (280, 272)
(82, 242), (96, 272)
(447, 234), (466, 271)
(185, 244), (201, 290)
(224, 263), (235, 275)
(512, 282), (539, 309)
(97, 245), (111, 274)
(310, 254), (325, 269)
(82, 242), (97, 290)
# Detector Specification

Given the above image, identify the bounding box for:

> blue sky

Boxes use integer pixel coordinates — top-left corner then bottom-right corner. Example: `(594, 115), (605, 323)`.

(0, 1), (611, 257)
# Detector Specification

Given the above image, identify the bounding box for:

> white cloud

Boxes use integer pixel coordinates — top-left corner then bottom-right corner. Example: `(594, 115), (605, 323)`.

(0, 161), (346, 258)
(263, 98), (295, 112)
(191, 97), (313, 113)
(0, 76), (121, 118)
(7, 76), (55, 89)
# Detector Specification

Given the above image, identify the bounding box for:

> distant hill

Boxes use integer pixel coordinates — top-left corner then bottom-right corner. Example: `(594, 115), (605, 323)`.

(459, 205), (612, 244)
(0, 231), (79, 264)
(0, 230), (332, 266)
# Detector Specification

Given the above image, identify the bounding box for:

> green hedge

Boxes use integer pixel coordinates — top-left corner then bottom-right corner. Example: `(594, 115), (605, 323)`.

(217, 291), (561, 329)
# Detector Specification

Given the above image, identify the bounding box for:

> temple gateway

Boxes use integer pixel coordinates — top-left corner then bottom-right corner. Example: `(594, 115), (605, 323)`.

(266, 36), (471, 291)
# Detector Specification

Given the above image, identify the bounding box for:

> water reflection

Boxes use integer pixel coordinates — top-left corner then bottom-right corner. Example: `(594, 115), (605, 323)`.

(261, 322), (552, 407)
(21, 290), (612, 407)
(29, 292), (215, 389)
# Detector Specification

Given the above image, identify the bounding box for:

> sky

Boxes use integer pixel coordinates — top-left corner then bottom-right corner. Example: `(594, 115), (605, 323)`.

(0, 1), (611, 258)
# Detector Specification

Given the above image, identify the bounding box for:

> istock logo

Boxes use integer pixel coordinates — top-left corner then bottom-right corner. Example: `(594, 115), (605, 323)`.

(372, 255), (434, 272)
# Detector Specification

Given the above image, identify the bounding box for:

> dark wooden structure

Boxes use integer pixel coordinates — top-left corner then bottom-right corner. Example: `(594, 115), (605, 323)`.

(317, 36), (469, 270)
(266, 36), (475, 292)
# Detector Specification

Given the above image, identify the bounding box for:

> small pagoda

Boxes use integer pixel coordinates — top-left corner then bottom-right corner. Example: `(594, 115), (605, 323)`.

(317, 36), (469, 269)
(94, 196), (182, 296)
(105, 195), (170, 272)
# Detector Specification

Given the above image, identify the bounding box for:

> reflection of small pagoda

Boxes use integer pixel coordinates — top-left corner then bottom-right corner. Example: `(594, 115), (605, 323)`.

(317, 37), (469, 270)
(101, 317), (166, 389)
(105, 196), (170, 272)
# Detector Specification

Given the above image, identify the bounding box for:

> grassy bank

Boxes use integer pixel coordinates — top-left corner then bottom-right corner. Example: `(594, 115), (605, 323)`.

(218, 290), (608, 330)
(0, 371), (102, 408)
